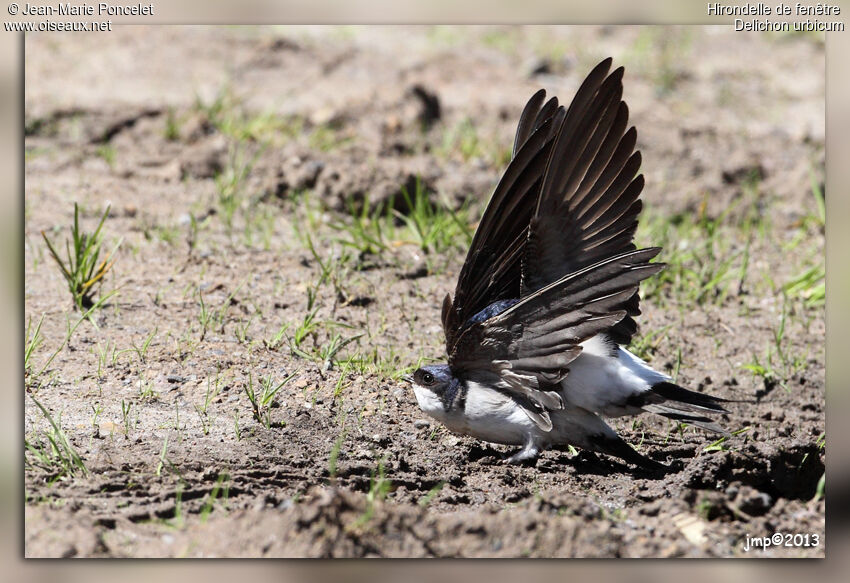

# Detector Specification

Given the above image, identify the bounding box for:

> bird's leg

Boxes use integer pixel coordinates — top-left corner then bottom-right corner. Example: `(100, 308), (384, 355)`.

(504, 437), (541, 465)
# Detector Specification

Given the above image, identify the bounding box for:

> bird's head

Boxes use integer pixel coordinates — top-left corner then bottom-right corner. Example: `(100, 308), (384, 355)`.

(403, 364), (461, 415)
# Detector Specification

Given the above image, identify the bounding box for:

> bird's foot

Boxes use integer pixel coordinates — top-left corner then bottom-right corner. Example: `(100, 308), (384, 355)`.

(504, 442), (540, 465)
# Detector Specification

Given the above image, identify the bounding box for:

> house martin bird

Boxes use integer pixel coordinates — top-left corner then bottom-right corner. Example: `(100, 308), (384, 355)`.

(405, 58), (728, 470)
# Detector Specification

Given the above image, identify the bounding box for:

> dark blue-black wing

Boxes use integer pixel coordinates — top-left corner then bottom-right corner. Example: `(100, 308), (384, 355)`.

(522, 60), (649, 344)
(441, 87), (566, 352)
(444, 57), (653, 359)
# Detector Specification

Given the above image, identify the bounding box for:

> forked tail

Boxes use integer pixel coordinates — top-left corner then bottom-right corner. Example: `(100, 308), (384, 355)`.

(643, 381), (729, 435)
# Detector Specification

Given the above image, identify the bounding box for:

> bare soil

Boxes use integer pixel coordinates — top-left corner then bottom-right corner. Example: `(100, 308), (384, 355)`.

(24, 26), (825, 558)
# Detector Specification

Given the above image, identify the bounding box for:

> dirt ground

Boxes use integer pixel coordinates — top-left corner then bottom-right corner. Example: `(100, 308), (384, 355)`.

(23, 26), (825, 558)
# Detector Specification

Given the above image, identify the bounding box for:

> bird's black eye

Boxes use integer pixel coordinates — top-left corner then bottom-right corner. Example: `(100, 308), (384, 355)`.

(422, 372), (434, 385)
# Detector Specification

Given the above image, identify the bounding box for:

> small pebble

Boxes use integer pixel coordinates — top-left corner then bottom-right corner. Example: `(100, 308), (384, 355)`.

(414, 419), (431, 429)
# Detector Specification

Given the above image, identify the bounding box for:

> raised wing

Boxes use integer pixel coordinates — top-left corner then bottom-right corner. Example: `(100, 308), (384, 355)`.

(449, 248), (664, 430)
(522, 60), (647, 344)
(441, 88), (567, 351)
(445, 56), (653, 362)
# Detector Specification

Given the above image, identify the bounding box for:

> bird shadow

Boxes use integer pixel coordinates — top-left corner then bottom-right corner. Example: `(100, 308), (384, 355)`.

(465, 444), (510, 464)
(554, 450), (681, 479)
(464, 444), (681, 478)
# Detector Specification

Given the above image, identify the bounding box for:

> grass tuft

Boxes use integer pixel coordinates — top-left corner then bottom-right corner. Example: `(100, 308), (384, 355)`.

(25, 397), (88, 480)
(244, 371), (297, 429)
(351, 457), (392, 529)
(394, 180), (472, 258)
(41, 203), (121, 312)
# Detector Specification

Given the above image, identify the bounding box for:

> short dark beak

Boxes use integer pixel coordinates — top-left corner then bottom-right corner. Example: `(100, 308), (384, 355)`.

(401, 374), (415, 384)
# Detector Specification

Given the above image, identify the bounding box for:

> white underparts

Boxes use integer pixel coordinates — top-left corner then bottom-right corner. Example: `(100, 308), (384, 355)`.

(411, 334), (673, 453)
(560, 335), (669, 417)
